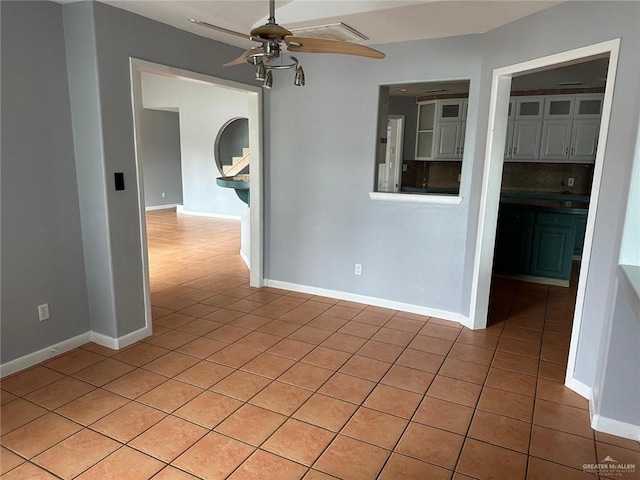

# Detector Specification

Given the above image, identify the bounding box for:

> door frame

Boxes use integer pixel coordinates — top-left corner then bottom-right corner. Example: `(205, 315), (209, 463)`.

(468, 39), (620, 397)
(129, 58), (264, 333)
(386, 115), (405, 192)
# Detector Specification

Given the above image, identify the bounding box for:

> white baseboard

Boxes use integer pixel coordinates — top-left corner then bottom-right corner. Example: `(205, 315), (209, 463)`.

(91, 325), (152, 350)
(145, 204), (178, 211)
(116, 325), (153, 349)
(240, 250), (250, 268)
(0, 332), (91, 378)
(577, 379), (640, 442)
(177, 205), (240, 220)
(90, 331), (118, 350)
(264, 279), (468, 326)
(592, 413), (640, 442)
(565, 376), (592, 399)
(1, 326), (153, 378)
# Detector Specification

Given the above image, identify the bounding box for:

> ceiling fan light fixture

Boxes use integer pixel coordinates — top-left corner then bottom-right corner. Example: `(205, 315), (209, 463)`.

(255, 62), (267, 81)
(263, 70), (273, 89)
(294, 65), (305, 86)
(193, 0), (385, 90)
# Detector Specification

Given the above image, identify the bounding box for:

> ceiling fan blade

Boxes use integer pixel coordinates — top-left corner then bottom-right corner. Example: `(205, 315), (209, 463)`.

(224, 46), (263, 67)
(285, 37), (385, 59)
(189, 19), (251, 40)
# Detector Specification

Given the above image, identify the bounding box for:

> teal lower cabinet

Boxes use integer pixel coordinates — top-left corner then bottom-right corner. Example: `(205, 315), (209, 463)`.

(574, 214), (587, 255)
(495, 223), (533, 274)
(494, 204), (585, 283)
(529, 226), (576, 279)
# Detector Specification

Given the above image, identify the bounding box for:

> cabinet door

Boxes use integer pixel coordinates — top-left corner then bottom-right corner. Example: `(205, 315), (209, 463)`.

(544, 96), (574, 119)
(504, 121), (514, 159)
(507, 99), (515, 119)
(494, 223), (533, 274)
(530, 226), (575, 279)
(575, 95), (603, 118)
(540, 120), (572, 161)
(435, 122), (462, 159)
(416, 102), (436, 160)
(570, 119), (600, 162)
(512, 120), (542, 160)
(515, 97), (543, 119)
(438, 100), (465, 122)
(574, 215), (587, 256)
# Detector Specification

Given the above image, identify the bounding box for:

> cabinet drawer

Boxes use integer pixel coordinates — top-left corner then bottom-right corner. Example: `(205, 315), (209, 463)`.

(536, 212), (574, 227)
(499, 209), (534, 224)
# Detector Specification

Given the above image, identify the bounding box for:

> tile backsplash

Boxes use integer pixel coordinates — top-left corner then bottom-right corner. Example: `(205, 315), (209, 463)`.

(401, 161), (594, 197)
(501, 162), (594, 196)
(402, 161), (461, 190)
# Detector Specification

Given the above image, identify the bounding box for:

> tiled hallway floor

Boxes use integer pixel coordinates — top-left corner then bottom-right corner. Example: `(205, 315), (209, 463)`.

(2, 209), (639, 479)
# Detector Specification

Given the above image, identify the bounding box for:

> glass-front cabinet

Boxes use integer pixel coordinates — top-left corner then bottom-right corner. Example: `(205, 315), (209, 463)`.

(415, 101), (436, 159)
(505, 97), (544, 161)
(539, 94), (603, 162)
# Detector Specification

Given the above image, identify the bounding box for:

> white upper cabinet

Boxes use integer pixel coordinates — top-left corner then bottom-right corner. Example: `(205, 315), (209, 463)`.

(570, 119), (600, 161)
(507, 93), (602, 163)
(540, 120), (573, 160)
(435, 122), (464, 159)
(438, 100), (466, 122)
(575, 95), (603, 118)
(415, 101), (436, 160)
(418, 93), (602, 164)
(511, 121), (542, 160)
(515, 97), (544, 119)
(544, 96), (575, 119)
(435, 99), (467, 160)
(539, 93), (602, 162)
(416, 99), (467, 161)
(505, 97), (543, 160)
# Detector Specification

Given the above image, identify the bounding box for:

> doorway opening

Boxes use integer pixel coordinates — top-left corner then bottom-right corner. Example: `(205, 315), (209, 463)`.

(378, 115), (405, 192)
(130, 59), (264, 334)
(469, 39), (620, 397)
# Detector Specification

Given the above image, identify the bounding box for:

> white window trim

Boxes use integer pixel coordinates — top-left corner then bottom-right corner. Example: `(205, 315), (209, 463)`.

(369, 192), (463, 205)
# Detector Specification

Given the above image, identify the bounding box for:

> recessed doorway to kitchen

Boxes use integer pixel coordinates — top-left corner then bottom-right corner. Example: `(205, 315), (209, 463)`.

(486, 55), (610, 384)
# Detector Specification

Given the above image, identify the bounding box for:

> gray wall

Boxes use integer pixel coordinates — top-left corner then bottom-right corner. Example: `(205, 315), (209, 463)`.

(388, 96), (418, 161)
(596, 275), (640, 428)
(140, 73), (251, 217)
(63, 1), (116, 338)
(265, 35), (483, 313)
(140, 109), (183, 207)
(64, 1), (253, 340)
(1, 2), (90, 362)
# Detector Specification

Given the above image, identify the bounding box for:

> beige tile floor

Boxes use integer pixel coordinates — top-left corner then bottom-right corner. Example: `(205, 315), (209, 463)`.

(1, 209), (639, 479)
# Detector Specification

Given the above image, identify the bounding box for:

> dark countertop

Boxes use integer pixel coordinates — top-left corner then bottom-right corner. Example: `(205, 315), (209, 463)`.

(500, 202), (588, 215)
(400, 187), (459, 195)
(500, 190), (590, 203)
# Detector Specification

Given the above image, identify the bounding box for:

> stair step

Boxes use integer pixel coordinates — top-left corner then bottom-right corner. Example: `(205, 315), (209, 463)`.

(224, 151), (250, 177)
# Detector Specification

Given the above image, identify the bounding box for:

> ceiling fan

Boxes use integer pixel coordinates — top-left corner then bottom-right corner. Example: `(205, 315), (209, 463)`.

(190, 0), (385, 88)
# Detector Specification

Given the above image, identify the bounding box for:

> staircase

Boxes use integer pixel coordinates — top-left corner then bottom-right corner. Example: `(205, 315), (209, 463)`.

(217, 147), (251, 206)
(223, 148), (250, 177)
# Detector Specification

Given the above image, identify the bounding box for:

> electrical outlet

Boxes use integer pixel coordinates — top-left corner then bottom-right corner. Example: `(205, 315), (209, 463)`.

(565, 201), (572, 207)
(354, 264), (362, 276)
(402, 164), (408, 172)
(38, 303), (50, 321)
(568, 178), (575, 187)
(161, 192), (166, 198)
(458, 174), (461, 183)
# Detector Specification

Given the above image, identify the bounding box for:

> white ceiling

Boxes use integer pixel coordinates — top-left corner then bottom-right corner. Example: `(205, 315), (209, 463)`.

(385, 56), (610, 96)
(97, 0), (563, 48)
